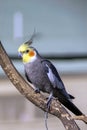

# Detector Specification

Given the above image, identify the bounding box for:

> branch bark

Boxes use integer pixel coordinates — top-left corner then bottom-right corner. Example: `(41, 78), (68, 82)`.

(73, 115), (87, 123)
(0, 41), (81, 130)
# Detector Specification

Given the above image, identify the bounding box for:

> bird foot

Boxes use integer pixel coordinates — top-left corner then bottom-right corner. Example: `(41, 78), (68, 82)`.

(34, 88), (40, 93)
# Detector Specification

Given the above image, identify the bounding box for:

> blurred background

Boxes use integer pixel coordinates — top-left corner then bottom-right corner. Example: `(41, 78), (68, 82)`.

(0, 0), (87, 130)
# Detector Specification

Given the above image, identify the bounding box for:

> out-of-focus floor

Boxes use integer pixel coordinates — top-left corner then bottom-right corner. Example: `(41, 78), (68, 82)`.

(0, 74), (87, 130)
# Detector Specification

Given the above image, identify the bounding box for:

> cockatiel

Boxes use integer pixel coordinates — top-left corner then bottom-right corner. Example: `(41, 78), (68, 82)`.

(18, 41), (84, 117)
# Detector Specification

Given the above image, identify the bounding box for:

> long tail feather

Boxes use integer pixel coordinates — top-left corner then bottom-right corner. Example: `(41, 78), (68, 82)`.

(58, 97), (83, 116)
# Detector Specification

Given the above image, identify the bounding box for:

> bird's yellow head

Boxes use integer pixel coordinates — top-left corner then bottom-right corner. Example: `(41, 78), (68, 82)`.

(18, 43), (36, 63)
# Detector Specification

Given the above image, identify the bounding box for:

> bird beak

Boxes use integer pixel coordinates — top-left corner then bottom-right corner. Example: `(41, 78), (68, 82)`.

(18, 52), (22, 58)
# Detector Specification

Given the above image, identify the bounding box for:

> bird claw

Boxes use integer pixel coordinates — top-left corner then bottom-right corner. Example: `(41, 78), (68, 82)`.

(34, 88), (40, 93)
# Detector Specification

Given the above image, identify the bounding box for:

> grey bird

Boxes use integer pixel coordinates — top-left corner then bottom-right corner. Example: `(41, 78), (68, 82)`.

(18, 42), (84, 116)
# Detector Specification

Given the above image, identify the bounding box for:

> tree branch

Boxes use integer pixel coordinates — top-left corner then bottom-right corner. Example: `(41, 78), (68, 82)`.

(73, 115), (87, 123)
(0, 41), (82, 130)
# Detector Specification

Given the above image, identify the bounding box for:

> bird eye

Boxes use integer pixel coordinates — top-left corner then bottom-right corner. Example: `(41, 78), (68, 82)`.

(26, 50), (29, 53)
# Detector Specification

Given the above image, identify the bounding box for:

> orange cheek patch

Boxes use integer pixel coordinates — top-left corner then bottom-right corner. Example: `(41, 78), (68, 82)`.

(29, 51), (35, 57)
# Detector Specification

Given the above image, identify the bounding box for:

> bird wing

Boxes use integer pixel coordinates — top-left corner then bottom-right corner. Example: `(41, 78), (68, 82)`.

(41, 59), (65, 90)
(41, 59), (72, 99)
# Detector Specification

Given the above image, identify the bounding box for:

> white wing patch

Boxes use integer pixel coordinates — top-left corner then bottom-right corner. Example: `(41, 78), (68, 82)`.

(46, 64), (56, 88)
(46, 64), (64, 89)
